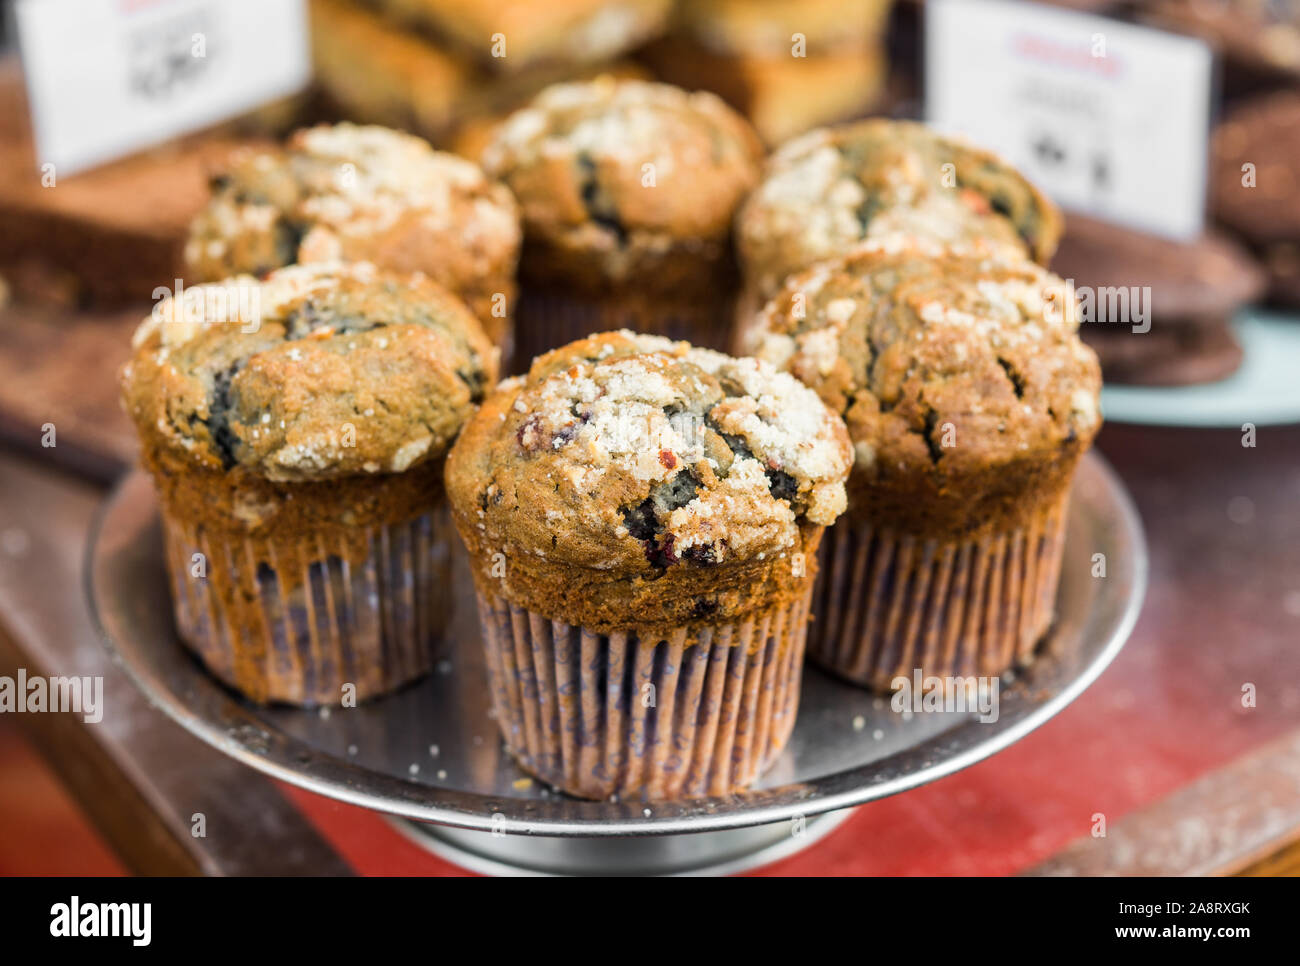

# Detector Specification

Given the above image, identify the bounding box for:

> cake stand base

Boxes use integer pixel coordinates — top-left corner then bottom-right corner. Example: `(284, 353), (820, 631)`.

(387, 808), (855, 876)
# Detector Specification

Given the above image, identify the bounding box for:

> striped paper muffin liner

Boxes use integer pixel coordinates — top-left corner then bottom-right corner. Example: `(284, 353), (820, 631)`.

(474, 588), (812, 801)
(807, 495), (1070, 691)
(512, 289), (734, 371)
(160, 508), (453, 707)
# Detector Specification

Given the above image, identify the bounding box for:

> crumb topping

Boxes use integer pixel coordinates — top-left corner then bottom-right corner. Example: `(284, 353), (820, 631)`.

(736, 119), (1062, 299)
(123, 262), (498, 481)
(482, 78), (761, 264)
(745, 247), (1101, 477)
(184, 123), (520, 335)
(447, 331), (851, 573)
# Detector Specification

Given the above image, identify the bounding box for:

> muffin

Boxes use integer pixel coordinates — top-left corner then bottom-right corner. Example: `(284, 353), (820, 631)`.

(121, 261), (499, 706)
(184, 123), (521, 352)
(735, 120), (1063, 307)
(1051, 215), (1264, 385)
(374, 0), (672, 72)
(482, 78), (764, 362)
(1211, 91), (1300, 307)
(744, 244), (1101, 691)
(445, 331), (852, 800)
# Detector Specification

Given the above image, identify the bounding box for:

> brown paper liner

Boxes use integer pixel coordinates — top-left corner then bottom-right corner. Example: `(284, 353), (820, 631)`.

(161, 507), (453, 706)
(512, 288), (734, 372)
(474, 588), (811, 801)
(808, 495), (1069, 691)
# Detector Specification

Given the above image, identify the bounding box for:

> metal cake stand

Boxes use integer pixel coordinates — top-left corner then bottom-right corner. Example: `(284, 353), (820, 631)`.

(87, 452), (1146, 875)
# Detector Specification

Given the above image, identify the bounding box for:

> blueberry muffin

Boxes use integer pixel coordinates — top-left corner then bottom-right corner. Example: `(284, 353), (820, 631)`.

(482, 78), (764, 362)
(745, 245), (1100, 691)
(1051, 214), (1264, 385)
(1211, 91), (1300, 307)
(445, 330), (852, 800)
(374, 0), (672, 73)
(184, 123), (521, 351)
(121, 262), (499, 705)
(735, 120), (1063, 306)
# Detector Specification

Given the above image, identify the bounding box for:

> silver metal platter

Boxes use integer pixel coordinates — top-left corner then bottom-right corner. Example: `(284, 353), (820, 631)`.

(87, 452), (1145, 870)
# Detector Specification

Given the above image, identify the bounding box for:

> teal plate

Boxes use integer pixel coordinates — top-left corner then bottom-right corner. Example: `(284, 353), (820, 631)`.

(1101, 311), (1300, 428)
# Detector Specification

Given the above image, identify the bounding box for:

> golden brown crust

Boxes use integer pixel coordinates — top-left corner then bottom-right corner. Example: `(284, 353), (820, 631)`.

(309, 0), (468, 140)
(445, 331), (851, 631)
(149, 453), (444, 547)
(374, 0), (672, 72)
(745, 245), (1101, 535)
(677, 0), (894, 55)
(184, 123), (521, 346)
(482, 78), (763, 294)
(641, 35), (888, 147)
(122, 262), (498, 483)
(736, 119), (1063, 301)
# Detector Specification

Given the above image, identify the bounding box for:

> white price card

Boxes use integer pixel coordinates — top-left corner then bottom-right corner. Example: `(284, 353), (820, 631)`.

(14, 0), (310, 175)
(925, 0), (1214, 241)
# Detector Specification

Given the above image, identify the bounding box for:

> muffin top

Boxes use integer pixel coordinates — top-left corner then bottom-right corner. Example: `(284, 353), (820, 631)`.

(183, 123), (520, 323)
(482, 78), (763, 288)
(122, 262), (498, 482)
(1212, 91), (1300, 242)
(447, 331), (851, 577)
(745, 243), (1101, 484)
(736, 120), (1062, 299)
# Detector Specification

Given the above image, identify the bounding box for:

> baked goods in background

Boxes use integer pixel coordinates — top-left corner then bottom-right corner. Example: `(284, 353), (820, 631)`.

(1211, 90), (1300, 307)
(642, 0), (895, 146)
(1051, 215), (1265, 385)
(641, 35), (889, 148)
(0, 124), (256, 305)
(309, 0), (469, 141)
(1143, 0), (1300, 79)
(309, 0), (653, 153)
(372, 0), (672, 72)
